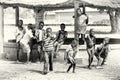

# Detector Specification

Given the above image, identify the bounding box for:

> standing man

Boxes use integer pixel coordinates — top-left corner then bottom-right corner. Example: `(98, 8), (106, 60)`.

(15, 20), (25, 62)
(76, 7), (89, 44)
(35, 21), (46, 62)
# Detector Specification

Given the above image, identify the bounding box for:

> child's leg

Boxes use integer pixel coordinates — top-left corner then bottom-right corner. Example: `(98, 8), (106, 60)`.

(67, 63), (73, 72)
(72, 60), (76, 73)
(101, 50), (108, 65)
(17, 42), (20, 61)
(67, 58), (74, 72)
(54, 42), (63, 58)
(53, 42), (58, 58)
(81, 34), (85, 44)
(26, 46), (31, 63)
(87, 48), (93, 69)
(43, 51), (49, 74)
(49, 51), (53, 71)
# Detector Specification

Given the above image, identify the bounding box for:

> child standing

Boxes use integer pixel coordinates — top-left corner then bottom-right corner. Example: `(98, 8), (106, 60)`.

(43, 27), (55, 74)
(54, 23), (68, 58)
(64, 40), (78, 73)
(86, 29), (96, 69)
(95, 37), (110, 68)
(15, 20), (25, 62)
(20, 23), (34, 63)
(35, 21), (46, 62)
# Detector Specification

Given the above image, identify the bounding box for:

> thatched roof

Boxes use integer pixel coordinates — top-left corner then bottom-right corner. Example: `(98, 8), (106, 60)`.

(0, 0), (120, 9)
(80, 0), (120, 9)
(0, 0), (72, 9)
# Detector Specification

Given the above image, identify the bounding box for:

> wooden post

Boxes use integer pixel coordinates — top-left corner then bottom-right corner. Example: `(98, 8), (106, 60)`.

(0, 5), (4, 58)
(115, 9), (120, 33)
(108, 9), (117, 33)
(82, 3), (86, 14)
(74, 0), (80, 43)
(15, 7), (19, 26)
(34, 8), (45, 28)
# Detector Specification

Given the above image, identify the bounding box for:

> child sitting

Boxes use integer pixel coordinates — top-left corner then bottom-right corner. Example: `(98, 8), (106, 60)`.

(64, 39), (78, 73)
(95, 37), (110, 69)
(54, 23), (68, 58)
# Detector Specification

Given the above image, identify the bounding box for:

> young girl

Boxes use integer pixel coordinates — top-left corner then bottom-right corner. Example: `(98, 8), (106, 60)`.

(86, 29), (96, 69)
(64, 40), (78, 73)
(95, 37), (110, 69)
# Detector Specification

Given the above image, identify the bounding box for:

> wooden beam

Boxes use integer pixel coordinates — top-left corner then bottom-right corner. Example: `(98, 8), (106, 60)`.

(15, 7), (19, 26)
(115, 9), (120, 33)
(0, 5), (4, 58)
(82, 3), (86, 14)
(34, 8), (45, 28)
(74, 0), (80, 43)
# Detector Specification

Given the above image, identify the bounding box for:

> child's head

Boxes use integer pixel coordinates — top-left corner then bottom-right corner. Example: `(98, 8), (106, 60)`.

(76, 8), (82, 16)
(60, 23), (65, 31)
(71, 39), (77, 49)
(89, 29), (95, 36)
(28, 23), (32, 30)
(18, 20), (23, 27)
(103, 37), (110, 44)
(18, 26), (23, 31)
(39, 21), (44, 29)
(46, 27), (52, 36)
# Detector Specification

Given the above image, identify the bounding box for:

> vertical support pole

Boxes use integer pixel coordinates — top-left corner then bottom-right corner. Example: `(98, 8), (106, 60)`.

(0, 5), (4, 58)
(82, 3), (86, 14)
(15, 6), (19, 26)
(34, 8), (45, 28)
(115, 9), (120, 33)
(74, 0), (79, 43)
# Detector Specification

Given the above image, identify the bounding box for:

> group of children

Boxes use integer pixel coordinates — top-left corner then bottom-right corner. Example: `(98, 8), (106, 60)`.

(86, 29), (110, 69)
(16, 20), (68, 74)
(15, 19), (110, 75)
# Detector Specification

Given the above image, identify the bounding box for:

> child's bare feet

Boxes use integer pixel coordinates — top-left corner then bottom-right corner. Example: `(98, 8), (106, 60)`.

(96, 66), (103, 69)
(72, 71), (75, 73)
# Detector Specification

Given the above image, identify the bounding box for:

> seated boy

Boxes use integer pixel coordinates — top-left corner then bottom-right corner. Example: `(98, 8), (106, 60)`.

(54, 23), (68, 58)
(94, 37), (110, 69)
(64, 39), (78, 73)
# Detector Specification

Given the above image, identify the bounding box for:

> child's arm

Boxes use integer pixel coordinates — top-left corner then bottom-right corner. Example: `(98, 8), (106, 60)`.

(98, 45), (105, 57)
(73, 50), (77, 59)
(64, 48), (70, 60)
(64, 51), (68, 60)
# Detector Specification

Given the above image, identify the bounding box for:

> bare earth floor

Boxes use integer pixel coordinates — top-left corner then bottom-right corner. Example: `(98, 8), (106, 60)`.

(0, 49), (120, 80)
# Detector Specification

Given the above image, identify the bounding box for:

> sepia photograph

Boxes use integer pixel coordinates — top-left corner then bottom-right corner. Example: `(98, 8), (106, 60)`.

(0, 0), (120, 80)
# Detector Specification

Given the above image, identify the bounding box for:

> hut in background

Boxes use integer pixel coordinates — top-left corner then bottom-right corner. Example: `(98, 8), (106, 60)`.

(0, 0), (120, 61)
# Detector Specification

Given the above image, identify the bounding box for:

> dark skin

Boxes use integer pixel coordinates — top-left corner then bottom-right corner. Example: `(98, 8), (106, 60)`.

(87, 29), (95, 69)
(38, 22), (44, 30)
(16, 20), (24, 62)
(60, 25), (65, 31)
(18, 20), (23, 27)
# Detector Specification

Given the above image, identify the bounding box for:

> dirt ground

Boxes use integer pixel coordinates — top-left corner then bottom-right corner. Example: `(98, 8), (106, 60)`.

(0, 49), (120, 80)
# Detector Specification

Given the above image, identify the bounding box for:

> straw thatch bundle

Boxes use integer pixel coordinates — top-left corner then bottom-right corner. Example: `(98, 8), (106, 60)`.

(0, 0), (120, 9)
